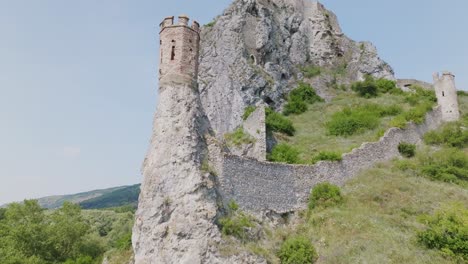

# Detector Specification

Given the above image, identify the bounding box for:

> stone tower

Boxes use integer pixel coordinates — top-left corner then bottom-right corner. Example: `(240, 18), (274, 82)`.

(433, 71), (460, 122)
(159, 15), (200, 83)
(132, 16), (223, 263)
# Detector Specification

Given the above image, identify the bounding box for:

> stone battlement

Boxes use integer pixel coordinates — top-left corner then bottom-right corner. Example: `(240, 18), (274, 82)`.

(159, 15), (200, 33)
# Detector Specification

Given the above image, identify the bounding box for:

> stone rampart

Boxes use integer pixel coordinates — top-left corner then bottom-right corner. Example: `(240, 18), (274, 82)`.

(219, 107), (443, 213)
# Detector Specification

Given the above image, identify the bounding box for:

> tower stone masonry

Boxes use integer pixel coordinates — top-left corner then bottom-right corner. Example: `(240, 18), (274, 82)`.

(159, 15), (200, 83)
(433, 71), (460, 122)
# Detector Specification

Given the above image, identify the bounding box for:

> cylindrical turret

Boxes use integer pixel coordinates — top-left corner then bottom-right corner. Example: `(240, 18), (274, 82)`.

(159, 15), (200, 83)
(433, 71), (460, 122)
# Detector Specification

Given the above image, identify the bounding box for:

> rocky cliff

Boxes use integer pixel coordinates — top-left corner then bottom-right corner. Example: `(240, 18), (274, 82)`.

(199, 0), (394, 136)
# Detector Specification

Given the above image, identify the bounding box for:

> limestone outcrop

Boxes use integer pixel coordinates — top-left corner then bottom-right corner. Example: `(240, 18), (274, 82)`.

(199, 0), (394, 137)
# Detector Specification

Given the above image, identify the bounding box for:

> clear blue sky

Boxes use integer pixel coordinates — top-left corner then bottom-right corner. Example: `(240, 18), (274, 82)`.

(0, 0), (466, 205)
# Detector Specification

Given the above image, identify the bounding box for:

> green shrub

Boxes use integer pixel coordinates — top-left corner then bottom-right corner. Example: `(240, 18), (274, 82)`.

(228, 200), (239, 212)
(398, 142), (416, 158)
(266, 108), (296, 136)
(268, 144), (300, 164)
(283, 98), (308, 115)
(326, 107), (380, 136)
(419, 148), (468, 184)
(115, 232), (132, 250)
(301, 65), (322, 78)
(402, 102), (433, 124)
(277, 236), (318, 264)
(457, 90), (468, 96)
(375, 78), (399, 94)
(289, 82), (323, 105)
(326, 103), (403, 136)
(311, 151), (342, 163)
(224, 127), (255, 146)
(308, 183), (343, 210)
(389, 115), (408, 129)
(205, 21), (216, 27)
(219, 213), (254, 241)
(390, 101), (434, 128)
(418, 203), (468, 261)
(424, 122), (468, 148)
(242, 106), (257, 120)
(351, 75), (378, 98)
(283, 83), (323, 116)
(404, 86), (437, 106)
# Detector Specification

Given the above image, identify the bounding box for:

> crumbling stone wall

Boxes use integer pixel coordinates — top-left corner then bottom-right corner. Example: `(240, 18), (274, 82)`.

(219, 108), (443, 213)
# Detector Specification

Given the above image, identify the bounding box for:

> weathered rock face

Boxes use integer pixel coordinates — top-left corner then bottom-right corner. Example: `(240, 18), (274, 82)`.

(199, 0), (394, 137)
(132, 77), (221, 264)
(133, 77), (267, 263)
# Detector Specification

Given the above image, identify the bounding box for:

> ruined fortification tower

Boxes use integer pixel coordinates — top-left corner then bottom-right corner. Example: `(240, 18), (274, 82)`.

(433, 71), (460, 122)
(132, 16), (223, 264)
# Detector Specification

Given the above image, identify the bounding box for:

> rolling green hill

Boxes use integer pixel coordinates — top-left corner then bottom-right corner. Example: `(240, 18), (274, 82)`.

(3, 184), (141, 209)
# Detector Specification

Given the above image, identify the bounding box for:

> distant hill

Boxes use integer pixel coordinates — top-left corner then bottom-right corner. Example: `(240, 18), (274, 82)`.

(2, 184), (141, 209)
(79, 184), (140, 209)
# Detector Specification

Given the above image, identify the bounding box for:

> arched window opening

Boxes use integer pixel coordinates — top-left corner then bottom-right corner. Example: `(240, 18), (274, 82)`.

(442, 91), (445, 97)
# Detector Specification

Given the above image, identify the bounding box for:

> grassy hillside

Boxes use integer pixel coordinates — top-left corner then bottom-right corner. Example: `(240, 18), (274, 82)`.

(218, 88), (468, 263)
(220, 156), (467, 263)
(273, 81), (436, 163)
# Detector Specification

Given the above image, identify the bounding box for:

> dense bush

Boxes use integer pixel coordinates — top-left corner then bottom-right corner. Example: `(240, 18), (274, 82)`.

(268, 144), (300, 164)
(266, 108), (295, 136)
(375, 78), (400, 94)
(418, 203), (468, 261)
(424, 122), (468, 148)
(457, 90), (468, 96)
(308, 183), (343, 210)
(219, 213), (254, 241)
(419, 148), (468, 184)
(390, 101), (434, 128)
(224, 127), (255, 146)
(283, 99), (308, 115)
(351, 75), (378, 98)
(398, 142), (416, 158)
(326, 107), (378, 136)
(242, 106), (257, 120)
(404, 86), (437, 106)
(277, 236), (318, 264)
(351, 75), (401, 98)
(284, 82), (323, 116)
(326, 103), (402, 136)
(311, 151), (342, 163)
(300, 65), (322, 78)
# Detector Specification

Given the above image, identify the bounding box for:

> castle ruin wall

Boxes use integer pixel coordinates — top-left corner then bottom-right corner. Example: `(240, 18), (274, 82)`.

(219, 107), (443, 213)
